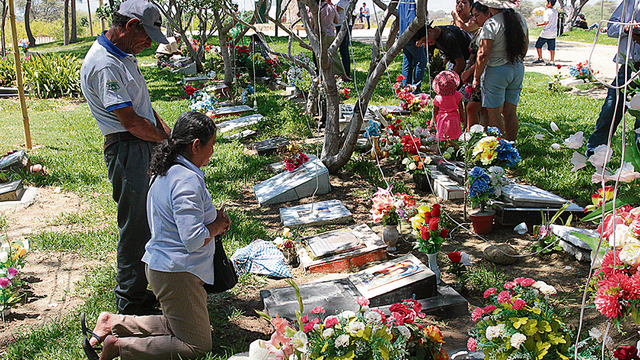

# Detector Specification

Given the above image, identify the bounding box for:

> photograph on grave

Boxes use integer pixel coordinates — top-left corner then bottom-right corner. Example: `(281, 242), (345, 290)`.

(305, 228), (365, 259)
(280, 199), (352, 227)
(349, 254), (430, 299)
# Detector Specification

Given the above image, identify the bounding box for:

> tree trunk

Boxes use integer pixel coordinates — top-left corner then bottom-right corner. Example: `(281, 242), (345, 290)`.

(70, 0), (77, 43)
(214, 10), (234, 87)
(87, 0), (94, 37)
(64, 0), (69, 45)
(275, 0), (281, 37)
(386, 18), (398, 51)
(99, 0), (105, 31)
(24, 0), (35, 46)
(1, 3), (7, 56)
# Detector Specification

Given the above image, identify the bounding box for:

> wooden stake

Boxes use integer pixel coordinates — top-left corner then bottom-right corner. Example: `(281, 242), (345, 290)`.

(8, 0), (31, 149)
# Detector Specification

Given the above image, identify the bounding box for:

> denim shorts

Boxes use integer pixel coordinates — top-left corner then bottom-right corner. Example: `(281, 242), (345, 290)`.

(481, 62), (525, 109)
(535, 37), (556, 51)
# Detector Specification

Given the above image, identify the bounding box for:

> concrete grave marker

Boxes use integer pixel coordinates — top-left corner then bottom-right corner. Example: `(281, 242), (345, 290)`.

(551, 225), (598, 262)
(222, 129), (257, 141)
(211, 105), (253, 118)
(492, 200), (584, 226)
(280, 199), (353, 228)
(502, 184), (570, 207)
(0, 179), (25, 202)
(217, 114), (263, 134)
(253, 157), (330, 206)
(0, 150), (29, 172)
(306, 227), (365, 259)
(250, 137), (290, 156)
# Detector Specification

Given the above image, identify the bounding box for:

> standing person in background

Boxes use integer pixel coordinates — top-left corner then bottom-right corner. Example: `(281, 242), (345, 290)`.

(80, 0), (171, 316)
(585, 0), (640, 156)
(451, 0), (479, 35)
(398, 0), (427, 93)
(312, 0), (347, 79)
(417, 24), (472, 75)
(533, 0), (558, 65)
(336, 0), (353, 81)
(360, 3), (370, 29)
(473, 0), (528, 141)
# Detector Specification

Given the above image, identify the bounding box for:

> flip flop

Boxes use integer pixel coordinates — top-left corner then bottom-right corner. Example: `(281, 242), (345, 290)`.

(80, 313), (102, 360)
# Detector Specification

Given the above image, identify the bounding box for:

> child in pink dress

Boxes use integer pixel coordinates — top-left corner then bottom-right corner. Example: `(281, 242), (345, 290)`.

(430, 70), (463, 141)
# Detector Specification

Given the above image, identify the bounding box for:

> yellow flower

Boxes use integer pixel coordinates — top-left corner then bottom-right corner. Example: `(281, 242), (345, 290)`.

(424, 325), (445, 343)
(620, 243), (640, 266)
(417, 204), (431, 216)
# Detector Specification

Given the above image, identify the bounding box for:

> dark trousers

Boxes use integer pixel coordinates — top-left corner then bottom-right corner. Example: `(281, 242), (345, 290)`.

(586, 64), (640, 155)
(104, 139), (156, 315)
(336, 25), (352, 77)
(402, 40), (427, 93)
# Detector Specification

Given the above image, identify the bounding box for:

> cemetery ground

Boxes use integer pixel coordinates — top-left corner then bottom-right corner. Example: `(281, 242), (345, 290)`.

(0, 35), (639, 359)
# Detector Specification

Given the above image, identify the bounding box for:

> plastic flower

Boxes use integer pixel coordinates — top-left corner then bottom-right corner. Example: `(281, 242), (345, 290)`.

(483, 305), (496, 313)
(460, 252), (472, 266)
(550, 121), (559, 132)
(324, 316), (339, 328)
(471, 308), (484, 321)
(570, 151), (588, 172)
(335, 334), (350, 348)
(0, 277), (9, 289)
(512, 298), (526, 310)
(510, 333), (527, 349)
(484, 288), (497, 298)
(534, 134), (545, 140)
(594, 290), (622, 318)
(448, 251), (462, 263)
(424, 325), (445, 343)
(606, 162), (640, 183)
(311, 306), (325, 314)
(355, 297), (370, 307)
(563, 131), (584, 149)
(467, 337), (477, 352)
(290, 331), (308, 353)
(497, 291), (512, 304)
(7, 267), (18, 279)
(473, 136), (499, 165)
(589, 145), (613, 168)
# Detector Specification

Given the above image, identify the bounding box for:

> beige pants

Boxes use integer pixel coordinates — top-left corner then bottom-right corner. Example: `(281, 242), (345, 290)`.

(111, 267), (212, 360)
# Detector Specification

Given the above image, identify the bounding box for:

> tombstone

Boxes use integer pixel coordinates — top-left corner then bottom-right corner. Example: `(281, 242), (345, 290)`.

(551, 225), (598, 262)
(253, 157), (331, 206)
(0, 179), (25, 202)
(211, 105), (253, 118)
(250, 137), (290, 156)
(492, 200), (584, 226)
(260, 254), (468, 320)
(217, 114), (263, 134)
(501, 184), (571, 208)
(296, 224), (387, 273)
(280, 199), (353, 228)
(435, 159), (465, 185)
(181, 75), (214, 84)
(0, 150), (29, 172)
(222, 129), (257, 141)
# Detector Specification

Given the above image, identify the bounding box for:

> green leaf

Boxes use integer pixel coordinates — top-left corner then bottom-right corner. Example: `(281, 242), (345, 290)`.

(572, 232), (607, 262)
(582, 196), (640, 222)
(254, 309), (271, 321)
(379, 345), (389, 360)
(625, 139), (640, 173)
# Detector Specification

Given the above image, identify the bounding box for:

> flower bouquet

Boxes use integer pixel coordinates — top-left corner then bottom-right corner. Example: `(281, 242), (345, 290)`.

(284, 153), (309, 172)
(402, 154), (432, 177)
(0, 238), (28, 313)
(370, 187), (415, 226)
(467, 278), (572, 360)
(410, 204), (449, 254)
(393, 75), (429, 112)
(569, 61), (596, 81)
(252, 280), (449, 360)
(468, 167), (496, 211)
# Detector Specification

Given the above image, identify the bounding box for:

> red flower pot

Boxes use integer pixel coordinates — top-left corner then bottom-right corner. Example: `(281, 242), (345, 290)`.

(470, 209), (495, 234)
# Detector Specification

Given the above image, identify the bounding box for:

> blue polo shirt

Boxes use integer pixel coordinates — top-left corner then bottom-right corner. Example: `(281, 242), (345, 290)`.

(80, 31), (156, 136)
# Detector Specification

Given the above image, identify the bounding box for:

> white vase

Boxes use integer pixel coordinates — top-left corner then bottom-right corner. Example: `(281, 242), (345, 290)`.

(427, 253), (441, 284)
(382, 225), (399, 252)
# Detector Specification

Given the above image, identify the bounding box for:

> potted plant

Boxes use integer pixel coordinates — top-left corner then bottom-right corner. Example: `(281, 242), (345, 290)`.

(402, 154), (432, 191)
(370, 187), (415, 252)
(468, 166), (497, 234)
(410, 204), (449, 283)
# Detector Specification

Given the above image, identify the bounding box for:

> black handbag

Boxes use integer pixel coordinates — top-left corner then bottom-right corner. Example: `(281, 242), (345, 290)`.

(204, 235), (238, 293)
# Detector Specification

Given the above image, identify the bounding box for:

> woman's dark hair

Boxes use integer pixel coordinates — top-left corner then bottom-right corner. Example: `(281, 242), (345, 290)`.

(149, 111), (217, 177)
(471, 2), (489, 15)
(502, 9), (527, 64)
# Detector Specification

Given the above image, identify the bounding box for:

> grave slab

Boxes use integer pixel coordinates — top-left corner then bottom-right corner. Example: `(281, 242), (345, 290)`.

(0, 186), (36, 211)
(375, 284), (468, 318)
(0, 179), (25, 202)
(250, 137), (290, 156)
(551, 225), (598, 262)
(253, 157), (330, 206)
(217, 114), (263, 134)
(492, 200), (584, 226)
(297, 223), (387, 273)
(0, 150), (29, 172)
(501, 184), (571, 207)
(435, 159), (465, 185)
(211, 105), (253, 118)
(222, 129), (257, 141)
(280, 199), (353, 228)
(434, 178), (465, 200)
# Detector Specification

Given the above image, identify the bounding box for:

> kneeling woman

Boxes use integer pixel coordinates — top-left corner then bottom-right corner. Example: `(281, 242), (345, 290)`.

(82, 111), (231, 360)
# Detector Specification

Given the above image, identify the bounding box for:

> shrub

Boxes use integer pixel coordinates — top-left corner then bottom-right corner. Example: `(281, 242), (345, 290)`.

(0, 58), (16, 87)
(22, 53), (82, 98)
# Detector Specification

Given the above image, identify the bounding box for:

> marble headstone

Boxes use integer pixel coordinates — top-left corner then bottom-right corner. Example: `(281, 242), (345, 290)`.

(211, 105), (253, 118)
(253, 157), (330, 206)
(0, 179), (25, 202)
(280, 199), (352, 228)
(217, 114), (263, 133)
(501, 184), (571, 207)
(250, 137), (290, 156)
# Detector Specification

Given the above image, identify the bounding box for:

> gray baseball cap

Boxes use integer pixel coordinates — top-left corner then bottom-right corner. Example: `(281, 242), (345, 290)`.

(117, 0), (168, 44)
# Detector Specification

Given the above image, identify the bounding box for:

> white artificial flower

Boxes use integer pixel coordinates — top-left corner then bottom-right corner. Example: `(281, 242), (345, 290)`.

(540, 285), (557, 296)
(485, 325), (504, 340)
(610, 225), (634, 248)
(510, 333), (527, 349)
(339, 311), (356, 319)
(0, 251), (7, 263)
(606, 162), (640, 183)
(290, 331), (308, 353)
(402, 158), (411, 165)
(273, 237), (284, 246)
(459, 132), (472, 142)
(589, 145), (613, 168)
(588, 327), (603, 341)
(563, 131), (584, 149)
(348, 321), (365, 334)
(592, 167), (613, 184)
(364, 311), (382, 323)
(534, 134), (545, 140)
(551, 143), (561, 150)
(397, 325), (411, 338)
(570, 151), (588, 172)
(323, 328), (335, 338)
(409, 163), (417, 171)
(532, 281), (547, 289)
(290, 354), (299, 360)
(470, 124), (484, 133)
(424, 156), (433, 164)
(314, 323), (322, 331)
(460, 252), (472, 266)
(395, 200), (404, 208)
(361, 305), (369, 312)
(629, 93), (640, 110)
(248, 340), (271, 360)
(488, 166), (505, 177)
(619, 243), (640, 266)
(335, 334), (350, 348)
(605, 335), (615, 350)
(550, 121), (559, 132)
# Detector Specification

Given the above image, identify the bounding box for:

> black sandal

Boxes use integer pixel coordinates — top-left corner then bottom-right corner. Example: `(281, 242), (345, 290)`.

(81, 313), (102, 360)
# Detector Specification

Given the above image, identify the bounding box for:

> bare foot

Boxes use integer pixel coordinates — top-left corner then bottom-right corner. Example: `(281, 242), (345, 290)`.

(90, 312), (113, 347)
(99, 335), (120, 360)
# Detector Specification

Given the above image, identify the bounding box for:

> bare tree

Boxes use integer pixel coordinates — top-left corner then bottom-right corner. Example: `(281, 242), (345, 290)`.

(557, 0), (590, 32)
(24, 0), (36, 46)
(64, 0), (69, 45)
(70, 0), (77, 43)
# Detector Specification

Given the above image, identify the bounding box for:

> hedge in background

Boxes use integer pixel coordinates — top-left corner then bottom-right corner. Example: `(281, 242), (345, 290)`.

(0, 53), (81, 98)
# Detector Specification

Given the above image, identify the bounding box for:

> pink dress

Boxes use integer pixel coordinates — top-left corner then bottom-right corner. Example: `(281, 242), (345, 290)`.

(433, 92), (463, 141)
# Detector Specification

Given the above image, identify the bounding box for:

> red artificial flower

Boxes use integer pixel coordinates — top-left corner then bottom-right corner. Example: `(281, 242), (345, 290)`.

(396, 75), (406, 82)
(421, 225), (430, 240)
(440, 229), (449, 238)
(448, 251), (462, 263)
(556, 64), (562, 69)
(428, 217), (439, 231)
(614, 345), (640, 360)
(431, 203), (441, 217)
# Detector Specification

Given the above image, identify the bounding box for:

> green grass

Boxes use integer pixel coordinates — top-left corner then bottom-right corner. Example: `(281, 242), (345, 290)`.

(529, 27), (618, 46)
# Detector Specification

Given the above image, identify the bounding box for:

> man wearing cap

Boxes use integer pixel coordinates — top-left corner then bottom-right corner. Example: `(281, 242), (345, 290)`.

(81, 0), (170, 316)
(416, 24), (472, 75)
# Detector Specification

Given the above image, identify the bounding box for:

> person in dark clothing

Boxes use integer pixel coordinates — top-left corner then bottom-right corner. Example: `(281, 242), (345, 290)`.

(417, 25), (472, 74)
